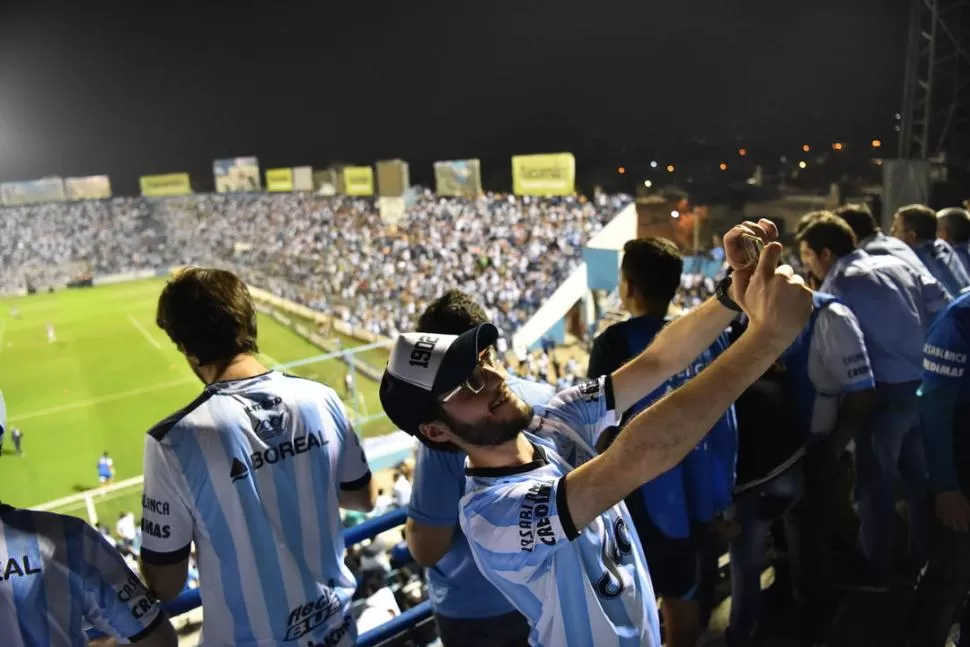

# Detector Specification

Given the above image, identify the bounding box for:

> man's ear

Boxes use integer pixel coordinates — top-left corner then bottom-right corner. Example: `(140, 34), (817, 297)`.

(417, 419), (455, 445)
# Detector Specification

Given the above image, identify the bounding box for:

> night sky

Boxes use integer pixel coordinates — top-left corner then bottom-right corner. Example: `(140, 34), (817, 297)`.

(0, 0), (909, 193)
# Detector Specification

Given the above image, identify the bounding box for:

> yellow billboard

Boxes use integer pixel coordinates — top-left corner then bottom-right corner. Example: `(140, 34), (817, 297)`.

(343, 166), (374, 196)
(65, 175), (112, 200)
(140, 173), (192, 197)
(511, 153), (576, 196)
(265, 168), (294, 192)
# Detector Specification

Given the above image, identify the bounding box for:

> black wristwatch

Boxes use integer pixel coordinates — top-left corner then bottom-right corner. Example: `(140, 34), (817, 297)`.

(715, 275), (743, 312)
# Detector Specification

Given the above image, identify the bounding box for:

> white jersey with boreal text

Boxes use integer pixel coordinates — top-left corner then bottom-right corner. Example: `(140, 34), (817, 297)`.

(459, 377), (661, 647)
(0, 504), (163, 647)
(139, 371), (371, 647)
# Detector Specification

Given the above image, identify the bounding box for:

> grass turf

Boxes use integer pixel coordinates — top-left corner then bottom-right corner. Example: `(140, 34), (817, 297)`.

(0, 278), (393, 520)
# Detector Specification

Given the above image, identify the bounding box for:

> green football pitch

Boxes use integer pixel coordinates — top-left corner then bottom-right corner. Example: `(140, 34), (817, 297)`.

(0, 279), (393, 520)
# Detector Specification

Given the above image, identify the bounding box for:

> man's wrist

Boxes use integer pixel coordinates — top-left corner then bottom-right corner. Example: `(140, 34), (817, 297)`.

(715, 275), (742, 313)
(738, 324), (792, 356)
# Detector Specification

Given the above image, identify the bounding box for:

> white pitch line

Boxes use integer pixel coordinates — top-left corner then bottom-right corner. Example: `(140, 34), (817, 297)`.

(9, 377), (196, 423)
(127, 314), (162, 350)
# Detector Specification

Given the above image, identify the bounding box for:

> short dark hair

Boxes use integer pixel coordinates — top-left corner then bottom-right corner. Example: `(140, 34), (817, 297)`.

(156, 267), (259, 365)
(417, 290), (489, 335)
(796, 212), (858, 258)
(939, 207), (970, 243)
(835, 203), (878, 241)
(796, 211), (827, 236)
(896, 204), (938, 241)
(620, 237), (683, 307)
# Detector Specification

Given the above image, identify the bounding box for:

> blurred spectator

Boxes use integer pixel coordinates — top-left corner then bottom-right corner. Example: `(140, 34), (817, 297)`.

(1, 191), (631, 342)
(891, 204), (970, 297)
(373, 488), (394, 517)
(391, 470), (412, 508)
(356, 581), (402, 634)
(936, 207), (970, 272)
(115, 510), (137, 548)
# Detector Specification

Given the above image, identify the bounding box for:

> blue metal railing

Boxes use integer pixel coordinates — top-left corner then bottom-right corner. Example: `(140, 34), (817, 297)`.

(87, 508), (435, 646)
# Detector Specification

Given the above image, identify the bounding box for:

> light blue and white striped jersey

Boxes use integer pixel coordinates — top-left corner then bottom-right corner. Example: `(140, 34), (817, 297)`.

(140, 371), (371, 647)
(408, 376), (556, 620)
(459, 376), (661, 647)
(0, 504), (164, 646)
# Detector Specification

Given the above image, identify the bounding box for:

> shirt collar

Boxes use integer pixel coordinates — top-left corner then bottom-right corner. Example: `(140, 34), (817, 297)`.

(464, 441), (548, 478)
(820, 248), (867, 292)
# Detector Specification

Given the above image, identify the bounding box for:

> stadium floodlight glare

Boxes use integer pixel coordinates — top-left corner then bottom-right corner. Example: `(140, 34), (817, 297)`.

(798, 161), (807, 169)
(671, 210), (680, 219)
(650, 161), (658, 168)
(643, 180), (653, 188)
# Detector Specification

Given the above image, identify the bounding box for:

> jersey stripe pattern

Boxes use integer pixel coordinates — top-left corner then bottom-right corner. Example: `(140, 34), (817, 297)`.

(139, 371), (370, 647)
(459, 377), (661, 647)
(0, 505), (162, 647)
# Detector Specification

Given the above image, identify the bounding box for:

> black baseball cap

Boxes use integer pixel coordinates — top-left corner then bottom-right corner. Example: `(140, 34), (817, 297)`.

(379, 323), (498, 444)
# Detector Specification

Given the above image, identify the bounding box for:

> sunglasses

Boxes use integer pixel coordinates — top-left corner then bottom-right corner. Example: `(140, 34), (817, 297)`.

(440, 347), (497, 403)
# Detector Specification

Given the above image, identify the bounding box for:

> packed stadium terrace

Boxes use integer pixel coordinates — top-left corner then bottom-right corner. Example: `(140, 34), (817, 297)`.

(8, 195), (970, 647)
(0, 191), (631, 339)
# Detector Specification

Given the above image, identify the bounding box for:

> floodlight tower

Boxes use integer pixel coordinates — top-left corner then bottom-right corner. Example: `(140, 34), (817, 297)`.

(897, 0), (969, 164)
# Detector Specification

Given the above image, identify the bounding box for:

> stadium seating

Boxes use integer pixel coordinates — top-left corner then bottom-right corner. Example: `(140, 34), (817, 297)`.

(0, 191), (632, 341)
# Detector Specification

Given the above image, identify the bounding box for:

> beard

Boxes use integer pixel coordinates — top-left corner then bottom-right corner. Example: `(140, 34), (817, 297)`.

(440, 394), (533, 448)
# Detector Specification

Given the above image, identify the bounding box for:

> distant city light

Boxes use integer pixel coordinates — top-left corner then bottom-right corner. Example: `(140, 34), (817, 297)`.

(738, 148), (747, 156)
(666, 164), (675, 173)
(671, 210), (680, 219)
(832, 142), (844, 151)
(798, 161), (807, 169)
(643, 180), (653, 188)
(650, 161), (658, 168)
(802, 144), (811, 153)
(719, 162), (728, 171)
(871, 139), (882, 148)
(617, 166), (626, 174)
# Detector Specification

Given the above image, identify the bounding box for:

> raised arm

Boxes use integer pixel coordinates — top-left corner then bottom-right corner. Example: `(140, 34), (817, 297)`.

(610, 298), (736, 413)
(564, 242), (812, 531)
(610, 219), (779, 414)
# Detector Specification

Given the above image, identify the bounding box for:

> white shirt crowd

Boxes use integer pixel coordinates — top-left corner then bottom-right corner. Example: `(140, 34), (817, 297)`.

(0, 190), (631, 339)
